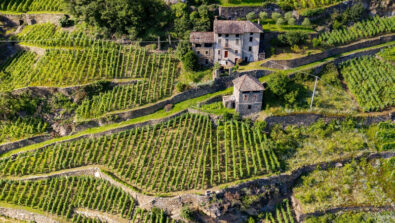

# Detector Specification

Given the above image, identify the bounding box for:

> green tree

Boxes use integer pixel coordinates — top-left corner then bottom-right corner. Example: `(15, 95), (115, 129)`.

(182, 50), (199, 72)
(259, 12), (268, 21)
(64, 0), (172, 39)
(246, 12), (256, 21)
(271, 12), (281, 21)
(302, 18), (311, 26)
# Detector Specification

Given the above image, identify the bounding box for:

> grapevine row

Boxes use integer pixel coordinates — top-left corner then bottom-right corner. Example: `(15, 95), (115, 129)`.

(0, 113), (280, 193)
(340, 55), (394, 112)
(316, 16), (395, 47)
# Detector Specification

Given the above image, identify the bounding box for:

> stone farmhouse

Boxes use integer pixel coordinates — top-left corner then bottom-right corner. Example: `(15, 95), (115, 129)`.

(223, 75), (265, 115)
(190, 19), (265, 67)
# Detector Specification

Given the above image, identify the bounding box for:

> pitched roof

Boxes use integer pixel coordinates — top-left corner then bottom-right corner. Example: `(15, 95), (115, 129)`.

(233, 75), (265, 92)
(214, 20), (263, 34)
(190, 32), (214, 43)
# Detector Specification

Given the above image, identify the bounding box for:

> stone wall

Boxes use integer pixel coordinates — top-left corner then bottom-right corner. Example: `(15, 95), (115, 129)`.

(0, 207), (59, 223)
(74, 84), (220, 132)
(219, 4), (283, 20)
(264, 113), (392, 129)
(260, 33), (395, 69)
(0, 13), (64, 27)
(0, 134), (51, 155)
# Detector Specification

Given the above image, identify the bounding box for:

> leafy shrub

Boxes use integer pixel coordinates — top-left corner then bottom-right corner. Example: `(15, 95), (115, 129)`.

(271, 12), (281, 21)
(246, 12), (256, 21)
(278, 31), (308, 46)
(302, 18), (311, 26)
(182, 50), (199, 72)
(276, 18), (286, 26)
(300, 8), (324, 17)
(288, 18), (296, 25)
(259, 12), (268, 21)
(59, 15), (74, 27)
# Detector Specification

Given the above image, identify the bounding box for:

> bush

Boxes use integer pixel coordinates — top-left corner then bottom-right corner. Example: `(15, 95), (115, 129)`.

(288, 18), (296, 25)
(176, 82), (188, 92)
(259, 12), (268, 21)
(312, 38), (321, 48)
(300, 8), (324, 17)
(182, 50), (199, 71)
(276, 18), (286, 26)
(246, 12), (256, 21)
(284, 11), (293, 20)
(59, 15), (74, 27)
(180, 207), (194, 221)
(302, 18), (311, 26)
(271, 12), (281, 21)
(175, 41), (191, 61)
(278, 31), (308, 46)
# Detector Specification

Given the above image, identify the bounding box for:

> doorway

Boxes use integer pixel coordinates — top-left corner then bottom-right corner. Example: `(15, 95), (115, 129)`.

(224, 51), (228, 58)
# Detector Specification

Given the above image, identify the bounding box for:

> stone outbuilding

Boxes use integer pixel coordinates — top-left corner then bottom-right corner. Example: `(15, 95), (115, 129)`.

(223, 75), (265, 115)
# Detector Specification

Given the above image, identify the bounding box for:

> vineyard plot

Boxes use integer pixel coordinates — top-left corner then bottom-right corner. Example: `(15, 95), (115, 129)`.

(255, 199), (296, 223)
(0, 46), (179, 96)
(339, 55), (394, 112)
(0, 118), (48, 144)
(0, 113), (280, 193)
(316, 16), (395, 47)
(0, 176), (177, 223)
(0, 0), (64, 12)
(0, 177), (136, 221)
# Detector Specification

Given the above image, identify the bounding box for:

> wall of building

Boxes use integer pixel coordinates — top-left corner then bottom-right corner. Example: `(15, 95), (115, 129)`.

(242, 32), (260, 62)
(192, 44), (214, 65)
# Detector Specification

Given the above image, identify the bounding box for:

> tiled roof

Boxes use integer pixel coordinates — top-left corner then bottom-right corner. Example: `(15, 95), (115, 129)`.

(233, 74), (265, 91)
(214, 20), (263, 34)
(190, 32), (214, 43)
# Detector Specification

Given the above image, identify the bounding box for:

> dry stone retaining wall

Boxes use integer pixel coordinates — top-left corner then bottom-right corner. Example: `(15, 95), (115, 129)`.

(0, 207), (59, 223)
(0, 13), (64, 27)
(0, 134), (51, 155)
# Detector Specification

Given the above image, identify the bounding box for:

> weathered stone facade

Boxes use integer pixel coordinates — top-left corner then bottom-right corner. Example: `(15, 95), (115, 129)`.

(223, 75), (265, 115)
(190, 19), (264, 67)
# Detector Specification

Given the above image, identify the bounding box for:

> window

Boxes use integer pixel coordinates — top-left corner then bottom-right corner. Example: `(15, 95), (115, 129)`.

(197, 51), (200, 54)
(218, 39), (221, 45)
(218, 50), (221, 55)
(249, 37), (253, 42)
(225, 39), (229, 47)
(250, 32), (253, 35)
(236, 34), (239, 37)
(205, 51), (208, 55)
(249, 46), (252, 52)
(244, 94), (248, 101)
(218, 34), (222, 37)
(225, 34), (229, 37)
(196, 44), (201, 47)
(204, 43), (212, 47)
(236, 39), (239, 45)
(254, 95), (257, 100)
(224, 51), (228, 58)
(248, 105), (252, 109)
(235, 50), (238, 54)
(205, 59), (208, 64)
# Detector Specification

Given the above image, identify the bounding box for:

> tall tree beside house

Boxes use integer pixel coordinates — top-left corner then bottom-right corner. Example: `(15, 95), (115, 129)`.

(64, 0), (172, 39)
(171, 3), (213, 40)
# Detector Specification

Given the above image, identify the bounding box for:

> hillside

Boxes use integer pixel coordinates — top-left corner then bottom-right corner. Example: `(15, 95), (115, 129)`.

(0, 0), (394, 222)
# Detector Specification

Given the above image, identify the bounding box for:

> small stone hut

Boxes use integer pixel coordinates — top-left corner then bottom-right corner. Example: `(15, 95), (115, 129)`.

(223, 75), (265, 115)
